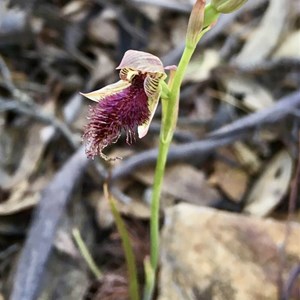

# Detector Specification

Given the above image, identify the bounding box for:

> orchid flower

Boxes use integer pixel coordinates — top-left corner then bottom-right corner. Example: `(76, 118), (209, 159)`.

(81, 50), (169, 160)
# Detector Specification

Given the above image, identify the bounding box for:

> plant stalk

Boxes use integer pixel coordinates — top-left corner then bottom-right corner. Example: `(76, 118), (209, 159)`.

(148, 43), (196, 299)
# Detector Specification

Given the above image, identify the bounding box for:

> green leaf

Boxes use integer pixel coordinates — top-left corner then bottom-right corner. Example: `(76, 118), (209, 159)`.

(104, 184), (140, 300)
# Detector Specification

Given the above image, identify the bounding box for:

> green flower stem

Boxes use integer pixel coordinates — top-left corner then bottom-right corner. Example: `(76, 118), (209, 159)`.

(166, 44), (196, 138)
(148, 43), (196, 299)
(143, 256), (154, 300)
(148, 5), (221, 298)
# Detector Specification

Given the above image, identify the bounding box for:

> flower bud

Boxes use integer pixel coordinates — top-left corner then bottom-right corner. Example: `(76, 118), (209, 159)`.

(211, 0), (247, 14)
(186, 0), (206, 47)
(203, 4), (220, 28)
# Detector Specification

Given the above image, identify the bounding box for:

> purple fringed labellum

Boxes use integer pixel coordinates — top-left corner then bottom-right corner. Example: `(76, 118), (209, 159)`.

(81, 50), (168, 160)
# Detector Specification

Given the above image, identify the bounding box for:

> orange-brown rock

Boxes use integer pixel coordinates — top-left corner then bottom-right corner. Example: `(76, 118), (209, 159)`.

(159, 204), (300, 300)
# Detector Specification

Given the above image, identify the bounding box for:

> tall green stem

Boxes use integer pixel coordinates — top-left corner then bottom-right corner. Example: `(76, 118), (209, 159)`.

(147, 5), (221, 297)
(148, 44), (196, 299)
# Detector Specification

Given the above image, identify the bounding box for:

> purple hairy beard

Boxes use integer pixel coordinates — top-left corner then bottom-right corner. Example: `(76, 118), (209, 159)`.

(83, 75), (150, 159)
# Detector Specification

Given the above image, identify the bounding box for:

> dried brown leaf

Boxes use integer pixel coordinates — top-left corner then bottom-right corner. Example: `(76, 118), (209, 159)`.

(135, 163), (220, 206)
(234, 0), (289, 66)
(244, 150), (293, 217)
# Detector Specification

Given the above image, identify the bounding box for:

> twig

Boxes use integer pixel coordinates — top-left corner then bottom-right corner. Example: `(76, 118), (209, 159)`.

(237, 58), (300, 74)
(0, 55), (34, 105)
(128, 0), (191, 12)
(94, 0), (148, 43)
(111, 89), (300, 182)
(208, 89), (300, 138)
(149, 121), (197, 142)
(1, 52), (85, 149)
(0, 54), (80, 148)
(0, 55), (15, 91)
(0, 97), (79, 149)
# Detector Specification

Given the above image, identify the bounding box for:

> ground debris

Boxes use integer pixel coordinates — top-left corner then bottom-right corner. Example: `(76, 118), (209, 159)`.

(0, 0), (299, 299)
